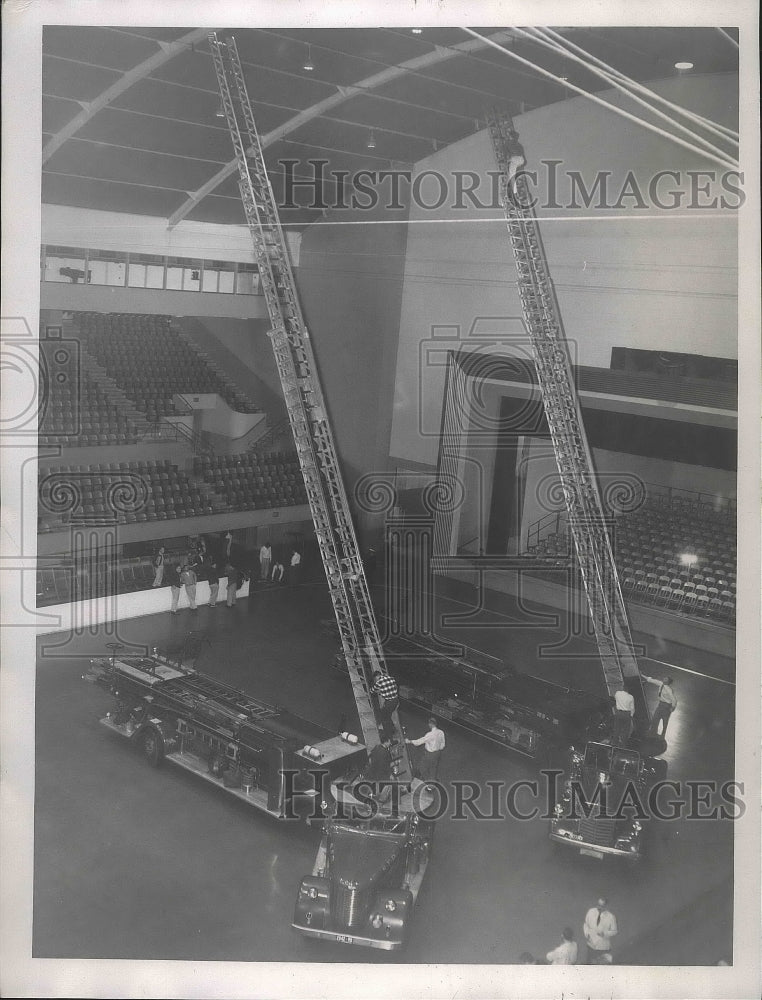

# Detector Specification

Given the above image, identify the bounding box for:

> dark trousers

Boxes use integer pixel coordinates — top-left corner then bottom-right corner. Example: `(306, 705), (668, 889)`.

(415, 748), (442, 781)
(377, 697), (399, 738)
(649, 702), (673, 736)
(612, 710), (633, 747)
(586, 945), (611, 965)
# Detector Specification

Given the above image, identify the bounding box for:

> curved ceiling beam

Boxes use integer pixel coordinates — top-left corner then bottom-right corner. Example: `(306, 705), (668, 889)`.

(167, 29), (516, 229)
(42, 27), (208, 164)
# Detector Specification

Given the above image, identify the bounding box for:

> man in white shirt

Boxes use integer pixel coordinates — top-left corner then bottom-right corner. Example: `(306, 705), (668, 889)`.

(583, 897), (618, 963)
(643, 674), (678, 737)
(289, 549), (302, 586)
(259, 541), (272, 581)
(546, 927), (578, 965)
(405, 717), (445, 781)
(612, 687), (635, 746)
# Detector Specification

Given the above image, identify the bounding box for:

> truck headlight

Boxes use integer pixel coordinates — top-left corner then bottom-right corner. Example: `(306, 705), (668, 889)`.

(385, 899), (397, 912)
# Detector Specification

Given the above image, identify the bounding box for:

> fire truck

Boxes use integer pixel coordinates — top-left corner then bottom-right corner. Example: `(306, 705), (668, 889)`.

(209, 33), (433, 950)
(550, 739), (668, 862)
(323, 622), (611, 764)
(84, 648), (366, 820)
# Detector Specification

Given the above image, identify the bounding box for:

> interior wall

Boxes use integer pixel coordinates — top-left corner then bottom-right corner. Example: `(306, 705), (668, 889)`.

(296, 205), (410, 518)
(41, 204), (300, 264)
(39, 282), (267, 320)
(389, 74), (739, 468)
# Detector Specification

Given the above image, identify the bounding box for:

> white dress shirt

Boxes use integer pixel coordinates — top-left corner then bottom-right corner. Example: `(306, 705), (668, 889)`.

(614, 689), (635, 715)
(546, 939), (578, 964)
(583, 906), (618, 951)
(410, 727), (445, 753)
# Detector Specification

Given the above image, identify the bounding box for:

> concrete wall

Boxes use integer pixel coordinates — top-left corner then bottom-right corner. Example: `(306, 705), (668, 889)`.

(390, 74), (739, 468)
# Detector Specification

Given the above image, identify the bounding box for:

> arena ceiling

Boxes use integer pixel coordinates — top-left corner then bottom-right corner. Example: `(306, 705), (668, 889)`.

(41, 25), (739, 229)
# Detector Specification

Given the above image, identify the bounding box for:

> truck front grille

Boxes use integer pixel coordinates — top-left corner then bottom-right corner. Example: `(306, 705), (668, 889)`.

(579, 815), (617, 846)
(331, 880), (371, 929)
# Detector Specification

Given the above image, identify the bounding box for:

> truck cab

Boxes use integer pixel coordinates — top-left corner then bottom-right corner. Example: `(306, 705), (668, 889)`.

(550, 740), (667, 862)
(293, 811), (434, 949)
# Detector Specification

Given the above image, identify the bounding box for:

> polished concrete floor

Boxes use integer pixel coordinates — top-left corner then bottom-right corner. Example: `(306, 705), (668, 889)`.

(33, 569), (735, 964)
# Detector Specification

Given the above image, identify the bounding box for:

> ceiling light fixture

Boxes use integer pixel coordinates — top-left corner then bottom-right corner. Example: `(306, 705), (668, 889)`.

(674, 60), (694, 71)
(366, 130), (377, 150)
(303, 45), (314, 72)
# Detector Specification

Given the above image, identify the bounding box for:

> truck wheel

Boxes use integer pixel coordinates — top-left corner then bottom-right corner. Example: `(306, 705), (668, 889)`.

(141, 726), (164, 767)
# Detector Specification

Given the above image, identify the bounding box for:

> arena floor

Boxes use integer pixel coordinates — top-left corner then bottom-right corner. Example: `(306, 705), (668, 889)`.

(33, 572), (735, 965)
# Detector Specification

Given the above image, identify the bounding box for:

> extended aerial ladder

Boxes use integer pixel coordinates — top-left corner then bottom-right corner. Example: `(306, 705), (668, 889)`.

(487, 109), (650, 728)
(208, 33), (414, 782)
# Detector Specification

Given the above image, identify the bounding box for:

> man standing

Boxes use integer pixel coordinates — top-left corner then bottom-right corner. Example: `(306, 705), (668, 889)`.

(222, 530), (234, 561)
(169, 563), (182, 614)
(224, 562), (238, 608)
(643, 674), (678, 737)
(179, 563), (197, 612)
(371, 670), (399, 740)
(546, 927), (578, 965)
(259, 540), (272, 581)
(289, 548), (302, 586)
(612, 687), (635, 746)
(206, 560), (220, 608)
(583, 897), (618, 964)
(152, 546), (165, 587)
(405, 716), (446, 782)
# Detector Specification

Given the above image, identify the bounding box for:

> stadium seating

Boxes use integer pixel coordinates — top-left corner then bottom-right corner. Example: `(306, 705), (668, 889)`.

(192, 450), (306, 511)
(526, 491), (736, 626)
(37, 459), (226, 532)
(73, 312), (259, 420)
(38, 366), (144, 446)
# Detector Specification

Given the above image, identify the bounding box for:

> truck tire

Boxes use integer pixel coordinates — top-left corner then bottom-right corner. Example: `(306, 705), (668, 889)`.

(141, 726), (164, 767)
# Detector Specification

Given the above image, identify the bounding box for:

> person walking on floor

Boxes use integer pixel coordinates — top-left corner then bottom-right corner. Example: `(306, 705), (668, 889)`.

(206, 559), (220, 608)
(179, 563), (197, 612)
(405, 716), (446, 782)
(371, 670), (399, 740)
(289, 548), (302, 586)
(643, 674), (678, 737)
(546, 927), (578, 965)
(152, 546), (165, 587)
(259, 541), (272, 581)
(169, 563), (182, 614)
(612, 686), (635, 746)
(583, 897), (618, 964)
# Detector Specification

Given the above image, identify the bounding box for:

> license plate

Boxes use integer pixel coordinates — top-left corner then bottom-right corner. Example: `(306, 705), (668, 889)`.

(580, 847), (604, 859)
(336, 934), (353, 944)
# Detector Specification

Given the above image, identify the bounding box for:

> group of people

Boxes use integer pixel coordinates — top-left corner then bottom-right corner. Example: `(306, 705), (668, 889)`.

(519, 896), (618, 965)
(151, 532), (305, 615)
(258, 541), (301, 586)
(612, 675), (678, 743)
